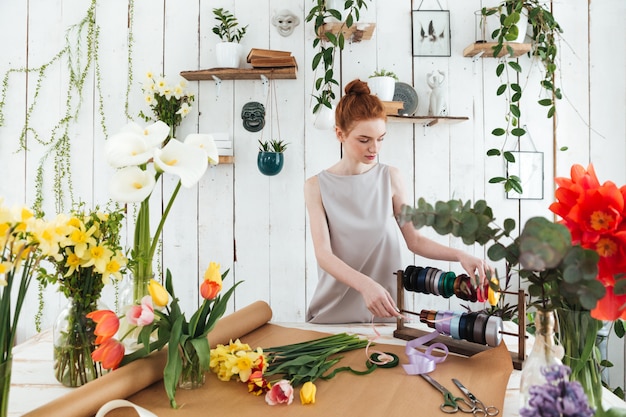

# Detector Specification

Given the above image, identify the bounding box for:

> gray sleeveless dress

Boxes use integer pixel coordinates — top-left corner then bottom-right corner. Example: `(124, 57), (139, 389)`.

(306, 163), (403, 323)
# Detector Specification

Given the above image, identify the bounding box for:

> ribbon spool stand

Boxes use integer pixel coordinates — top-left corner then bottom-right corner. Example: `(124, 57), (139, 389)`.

(393, 270), (527, 370)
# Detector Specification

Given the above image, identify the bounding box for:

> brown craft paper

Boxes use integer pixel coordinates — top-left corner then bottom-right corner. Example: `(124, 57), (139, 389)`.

(24, 300), (273, 417)
(116, 325), (512, 417)
(26, 300), (512, 417)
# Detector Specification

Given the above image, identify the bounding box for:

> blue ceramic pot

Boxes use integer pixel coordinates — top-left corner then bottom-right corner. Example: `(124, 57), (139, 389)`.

(257, 152), (284, 176)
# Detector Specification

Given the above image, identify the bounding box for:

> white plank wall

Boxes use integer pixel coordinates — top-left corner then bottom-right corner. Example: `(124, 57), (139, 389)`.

(0, 0), (624, 390)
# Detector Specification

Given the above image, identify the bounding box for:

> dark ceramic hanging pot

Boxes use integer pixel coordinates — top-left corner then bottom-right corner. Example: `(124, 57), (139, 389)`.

(257, 151), (284, 176)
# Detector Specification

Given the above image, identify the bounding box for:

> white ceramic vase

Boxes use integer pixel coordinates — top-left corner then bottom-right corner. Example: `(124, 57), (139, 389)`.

(215, 42), (241, 68)
(476, 7), (529, 43)
(368, 76), (396, 101)
(312, 104), (335, 130)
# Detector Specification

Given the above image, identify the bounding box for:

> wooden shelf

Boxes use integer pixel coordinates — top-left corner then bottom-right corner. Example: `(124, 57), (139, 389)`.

(463, 42), (531, 58)
(318, 22), (376, 42)
(387, 115), (469, 127)
(180, 66), (296, 81)
(218, 155), (234, 164)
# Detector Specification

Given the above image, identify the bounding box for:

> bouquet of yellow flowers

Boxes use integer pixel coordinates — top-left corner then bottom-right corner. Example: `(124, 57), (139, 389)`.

(38, 203), (127, 387)
(0, 199), (63, 416)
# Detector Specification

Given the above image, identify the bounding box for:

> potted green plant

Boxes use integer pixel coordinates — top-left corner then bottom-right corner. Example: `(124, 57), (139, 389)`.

(305, 0), (369, 124)
(368, 69), (398, 101)
(481, 0), (562, 193)
(212, 8), (248, 68)
(257, 139), (288, 176)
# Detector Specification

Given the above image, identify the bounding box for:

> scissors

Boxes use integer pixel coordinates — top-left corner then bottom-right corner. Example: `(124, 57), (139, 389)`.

(452, 378), (499, 416)
(420, 374), (474, 414)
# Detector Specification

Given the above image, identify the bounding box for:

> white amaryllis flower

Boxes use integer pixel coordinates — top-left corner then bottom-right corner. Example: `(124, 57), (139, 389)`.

(184, 133), (219, 166)
(153, 139), (208, 188)
(109, 165), (157, 203)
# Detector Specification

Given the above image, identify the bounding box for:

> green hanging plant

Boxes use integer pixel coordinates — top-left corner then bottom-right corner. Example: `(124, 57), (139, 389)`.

(0, 0), (106, 214)
(305, 0), (369, 114)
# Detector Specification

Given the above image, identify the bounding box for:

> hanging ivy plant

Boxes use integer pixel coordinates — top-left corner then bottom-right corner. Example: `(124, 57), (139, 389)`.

(305, 0), (369, 114)
(482, 0), (562, 193)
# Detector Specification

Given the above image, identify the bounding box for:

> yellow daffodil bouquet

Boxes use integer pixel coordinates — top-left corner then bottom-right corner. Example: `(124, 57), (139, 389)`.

(88, 262), (241, 409)
(0, 199), (63, 415)
(37, 203), (127, 386)
(105, 73), (219, 305)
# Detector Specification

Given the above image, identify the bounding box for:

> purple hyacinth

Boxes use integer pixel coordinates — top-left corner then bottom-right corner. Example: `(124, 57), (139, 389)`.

(520, 364), (595, 417)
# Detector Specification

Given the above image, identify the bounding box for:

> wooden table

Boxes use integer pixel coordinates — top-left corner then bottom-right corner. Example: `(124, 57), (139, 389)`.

(8, 322), (626, 416)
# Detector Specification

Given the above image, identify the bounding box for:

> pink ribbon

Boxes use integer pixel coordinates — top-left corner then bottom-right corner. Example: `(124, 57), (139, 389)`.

(402, 330), (449, 375)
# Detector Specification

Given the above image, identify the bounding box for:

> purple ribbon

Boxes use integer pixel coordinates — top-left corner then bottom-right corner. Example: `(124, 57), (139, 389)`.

(402, 330), (449, 375)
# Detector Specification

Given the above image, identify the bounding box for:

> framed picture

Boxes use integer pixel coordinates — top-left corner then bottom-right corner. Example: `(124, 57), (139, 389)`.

(412, 10), (451, 57)
(506, 151), (544, 200)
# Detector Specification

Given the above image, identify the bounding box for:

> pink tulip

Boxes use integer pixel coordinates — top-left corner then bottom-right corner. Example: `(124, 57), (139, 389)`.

(127, 295), (155, 326)
(265, 379), (294, 405)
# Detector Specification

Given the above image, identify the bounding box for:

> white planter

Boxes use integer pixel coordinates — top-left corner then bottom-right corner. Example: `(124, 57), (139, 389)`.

(368, 76), (396, 101)
(325, 0), (346, 22)
(312, 104), (335, 130)
(215, 42), (242, 68)
(476, 8), (529, 43)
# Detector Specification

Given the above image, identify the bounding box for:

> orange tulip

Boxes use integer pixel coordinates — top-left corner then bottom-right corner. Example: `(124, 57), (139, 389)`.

(86, 309), (120, 344)
(91, 338), (125, 369)
(200, 262), (223, 300)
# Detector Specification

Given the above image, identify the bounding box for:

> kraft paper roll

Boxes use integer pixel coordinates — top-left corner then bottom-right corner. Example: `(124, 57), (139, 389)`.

(24, 300), (273, 417)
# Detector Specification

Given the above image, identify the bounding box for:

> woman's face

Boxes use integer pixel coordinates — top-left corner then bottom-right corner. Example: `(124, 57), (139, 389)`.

(337, 118), (386, 165)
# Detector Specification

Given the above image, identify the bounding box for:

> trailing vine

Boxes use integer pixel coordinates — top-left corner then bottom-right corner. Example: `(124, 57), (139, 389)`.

(0, 0), (105, 214)
(482, 1), (562, 193)
(305, 0), (369, 113)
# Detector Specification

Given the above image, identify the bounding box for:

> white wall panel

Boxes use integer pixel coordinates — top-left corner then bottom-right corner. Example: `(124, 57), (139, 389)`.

(0, 0), (623, 389)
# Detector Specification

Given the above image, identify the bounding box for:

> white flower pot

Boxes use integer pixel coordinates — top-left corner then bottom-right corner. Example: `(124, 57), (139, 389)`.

(368, 76), (396, 101)
(477, 8), (529, 43)
(312, 104), (335, 130)
(215, 42), (242, 68)
(325, 0), (346, 22)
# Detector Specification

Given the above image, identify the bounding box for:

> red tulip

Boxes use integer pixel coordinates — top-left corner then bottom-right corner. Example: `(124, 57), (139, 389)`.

(86, 309), (120, 344)
(91, 338), (125, 370)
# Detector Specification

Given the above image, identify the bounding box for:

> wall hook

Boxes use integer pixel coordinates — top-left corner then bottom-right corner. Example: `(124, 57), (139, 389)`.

(260, 74), (269, 98)
(471, 50), (484, 62)
(212, 75), (222, 99)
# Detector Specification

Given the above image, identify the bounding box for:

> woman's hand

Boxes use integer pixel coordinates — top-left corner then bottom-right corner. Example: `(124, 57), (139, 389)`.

(359, 278), (402, 319)
(458, 252), (495, 299)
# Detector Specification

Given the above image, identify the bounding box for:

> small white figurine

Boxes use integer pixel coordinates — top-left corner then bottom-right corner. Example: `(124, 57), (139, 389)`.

(427, 70), (448, 117)
(271, 10), (300, 37)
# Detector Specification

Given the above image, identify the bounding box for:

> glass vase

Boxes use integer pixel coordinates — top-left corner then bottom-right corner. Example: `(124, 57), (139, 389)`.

(120, 271), (153, 309)
(519, 309), (563, 408)
(0, 358), (11, 417)
(178, 343), (205, 390)
(53, 297), (106, 387)
(556, 308), (603, 410)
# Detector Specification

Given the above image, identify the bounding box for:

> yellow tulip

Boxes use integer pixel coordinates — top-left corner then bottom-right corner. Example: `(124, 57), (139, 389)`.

(204, 262), (222, 282)
(488, 277), (500, 306)
(148, 279), (169, 307)
(300, 381), (316, 405)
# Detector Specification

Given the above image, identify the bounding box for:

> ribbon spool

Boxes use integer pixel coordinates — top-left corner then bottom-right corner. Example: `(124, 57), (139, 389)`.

(403, 265), (496, 303)
(420, 309), (503, 347)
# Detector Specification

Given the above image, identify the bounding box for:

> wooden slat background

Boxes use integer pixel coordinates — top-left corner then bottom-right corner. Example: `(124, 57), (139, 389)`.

(0, 0), (624, 391)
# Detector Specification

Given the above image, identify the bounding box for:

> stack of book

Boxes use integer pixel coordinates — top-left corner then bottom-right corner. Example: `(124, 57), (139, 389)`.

(246, 48), (297, 69)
